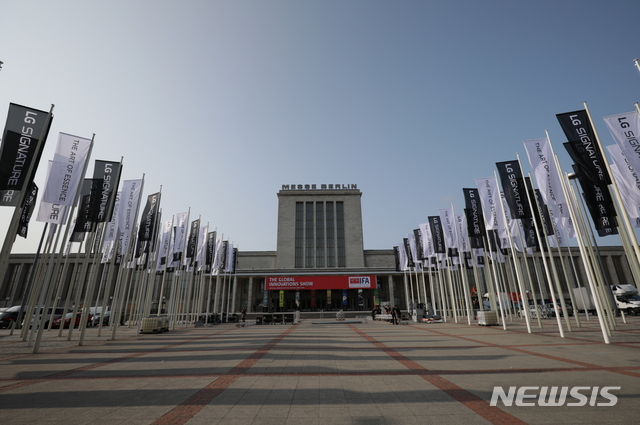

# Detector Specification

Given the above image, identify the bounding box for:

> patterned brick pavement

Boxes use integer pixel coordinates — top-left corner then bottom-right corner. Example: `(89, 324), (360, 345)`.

(0, 315), (639, 424)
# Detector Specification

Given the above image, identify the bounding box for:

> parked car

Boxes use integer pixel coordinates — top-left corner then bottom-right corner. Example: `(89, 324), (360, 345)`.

(92, 311), (124, 326)
(21, 306), (72, 329)
(51, 311), (93, 329)
(0, 305), (25, 329)
(542, 302), (573, 317)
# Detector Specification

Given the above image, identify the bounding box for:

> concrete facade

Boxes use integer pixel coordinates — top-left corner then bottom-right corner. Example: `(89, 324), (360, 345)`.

(276, 186), (365, 269)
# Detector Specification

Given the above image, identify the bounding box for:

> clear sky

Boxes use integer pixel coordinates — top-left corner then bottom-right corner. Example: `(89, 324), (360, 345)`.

(1, 0), (640, 253)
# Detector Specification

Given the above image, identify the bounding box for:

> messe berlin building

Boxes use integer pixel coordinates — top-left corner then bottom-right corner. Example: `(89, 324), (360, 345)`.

(234, 184), (404, 312)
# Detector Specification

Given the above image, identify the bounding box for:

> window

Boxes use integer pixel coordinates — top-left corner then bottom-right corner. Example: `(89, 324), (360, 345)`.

(295, 202), (304, 268)
(337, 201), (345, 267)
(305, 202), (314, 268)
(316, 202), (325, 267)
(292, 200), (345, 268)
(326, 202), (335, 267)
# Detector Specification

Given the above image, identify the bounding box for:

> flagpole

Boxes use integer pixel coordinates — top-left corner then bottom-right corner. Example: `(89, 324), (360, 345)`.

(485, 233), (505, 328)
(18, 225), (55, 337)
(407, 265), (415, 312)
(429, 263), (437, 316)
(563, 171), (611, 343)
(435, 265), (446, 321)
(569, 176), (617, 331)
(520, 164), (571, 333)
(95, 187), (124, 335)
(110, 175), (145, 340)
(62, 229), (98, 343)
(455, 213), (474, 325)
(519, 244), (543, 328)
(193, 223), (206, 324)
(55, 239), (79, 338)
(78, 222), (107, 345)
(493, 170), (532, 333)
(9, 223), (47, 336)
(78, 155), (123, 342)
(231, 245), (238, 316)
(135, 200), (163, 334)
(143, 197), (163, 318)
(29, 134), (95, 350)
(156, 215), (173, 317)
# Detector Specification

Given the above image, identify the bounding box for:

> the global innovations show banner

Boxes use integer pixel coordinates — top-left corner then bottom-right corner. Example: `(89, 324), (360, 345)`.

(265, 275), (376, 291)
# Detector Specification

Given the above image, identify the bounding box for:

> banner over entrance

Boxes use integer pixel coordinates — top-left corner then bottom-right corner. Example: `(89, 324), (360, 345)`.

(266, 275), (376, 291)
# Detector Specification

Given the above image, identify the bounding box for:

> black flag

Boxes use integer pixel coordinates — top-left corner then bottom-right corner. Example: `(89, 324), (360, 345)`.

(17, 182), (38, 238)
(186, 219), (200, 263)
(71, 179), (99, 239)
(403, 238), (415, 268)
(393, 246), (402, 272)
(495, 160), (531, 220)
(428, 216), (446, 254)
(557, 110), (611, 185)
(413, 229), (424, 261)
(91, 160), (121, 223)
(0, 103), (52, 206)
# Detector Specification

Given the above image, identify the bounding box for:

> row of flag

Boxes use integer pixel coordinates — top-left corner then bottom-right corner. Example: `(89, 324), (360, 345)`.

(0, 102), (239, 352)
(396, 106), (640, 272)
(0, 103), (237, 277)
(393, 103), (640, 342)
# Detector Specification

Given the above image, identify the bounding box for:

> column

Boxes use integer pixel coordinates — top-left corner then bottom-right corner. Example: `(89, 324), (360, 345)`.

(247, 276), (254, 312)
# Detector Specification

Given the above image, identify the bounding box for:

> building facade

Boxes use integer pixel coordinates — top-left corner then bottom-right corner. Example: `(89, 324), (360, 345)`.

(232, 184), (405, 313)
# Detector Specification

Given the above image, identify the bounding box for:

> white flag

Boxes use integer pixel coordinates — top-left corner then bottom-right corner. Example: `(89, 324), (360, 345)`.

(397, 242), (409, 271)
(522, 137), (574, 239)
(117, 179), (143, 259)
(438, 207), (457, 250)
(477, 177), (510, 245)
(476, 177), (500, 231)
(407, 233), (419, 264)
(103, 192), (121, 243)
(170, 211), (189, 267)
(419, 222), (433, 259)
(36, 161), (70, 224)
(607, 144), (640, 226)
(42, 133), (92, 206)
(156, 218), (174, 271)
(212, 236), (224, 273)
(196, 224), (208, 271)
(456, 214), (470, 253)
(225, 242), (235, 271)
(499, 191), (520, 250)
(523, 138), (570, 219)
(603, 111), (640, 178)
(101, 240), (113, 264)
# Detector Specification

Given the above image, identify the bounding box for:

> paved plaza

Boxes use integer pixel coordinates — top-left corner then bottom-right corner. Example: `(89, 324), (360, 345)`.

(0, 315), (639, 425)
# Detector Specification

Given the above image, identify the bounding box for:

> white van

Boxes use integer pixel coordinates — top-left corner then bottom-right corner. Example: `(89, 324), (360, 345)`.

(611, 285), (640, 316)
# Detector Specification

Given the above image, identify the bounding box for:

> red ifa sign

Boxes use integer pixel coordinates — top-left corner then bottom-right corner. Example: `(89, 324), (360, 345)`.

(265, 275), (376, 291)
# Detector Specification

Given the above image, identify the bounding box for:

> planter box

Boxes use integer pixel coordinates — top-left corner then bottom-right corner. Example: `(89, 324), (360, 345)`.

(477, 310), (499, 326)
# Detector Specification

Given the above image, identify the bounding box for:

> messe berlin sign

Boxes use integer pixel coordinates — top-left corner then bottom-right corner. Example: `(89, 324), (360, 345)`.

(265, 275), (376, 291)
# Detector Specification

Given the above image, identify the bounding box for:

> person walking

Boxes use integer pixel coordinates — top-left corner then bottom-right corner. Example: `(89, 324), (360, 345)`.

(391, 305), (400, 325)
